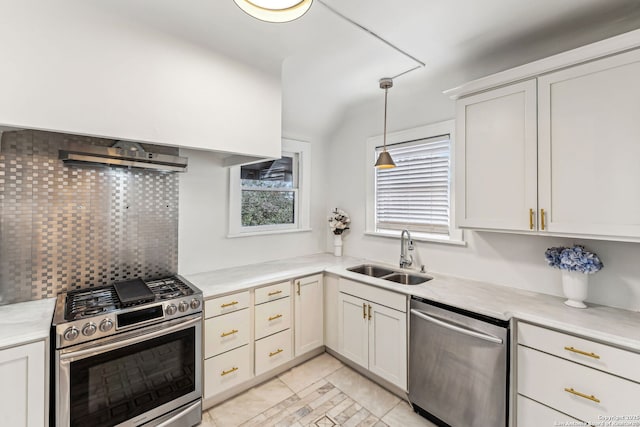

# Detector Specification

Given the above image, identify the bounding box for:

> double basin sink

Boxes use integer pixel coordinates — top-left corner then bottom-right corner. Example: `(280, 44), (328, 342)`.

(347, 264), (433, 285)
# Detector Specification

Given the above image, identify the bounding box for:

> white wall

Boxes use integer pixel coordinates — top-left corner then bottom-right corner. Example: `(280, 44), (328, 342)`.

(325, 86), (640, 312)
(178, 142), (327, 275)
(0, 0), (281, 159)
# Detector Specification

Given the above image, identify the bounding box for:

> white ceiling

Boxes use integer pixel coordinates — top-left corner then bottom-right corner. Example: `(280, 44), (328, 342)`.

(93, 0), (640, 139)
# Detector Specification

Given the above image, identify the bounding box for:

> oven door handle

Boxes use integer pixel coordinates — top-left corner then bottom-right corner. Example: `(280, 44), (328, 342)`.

(60, 316), (201, 361)
(410, 309), (503, 344)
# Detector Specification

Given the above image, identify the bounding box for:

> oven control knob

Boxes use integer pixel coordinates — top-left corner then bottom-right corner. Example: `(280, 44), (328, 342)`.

(178, 301), (189, 312)
(166, 304), (177, 315)
(99, 319), (113, 332)
(63, 327), (79, 341)
(82, 323), (97, 336)
(190, 299), (201, 310)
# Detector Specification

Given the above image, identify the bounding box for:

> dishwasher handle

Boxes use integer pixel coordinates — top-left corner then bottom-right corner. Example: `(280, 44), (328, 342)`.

(410, 308), (503, 344)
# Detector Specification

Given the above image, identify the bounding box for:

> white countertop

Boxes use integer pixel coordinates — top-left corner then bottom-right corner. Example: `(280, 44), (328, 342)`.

(0, 297), (55, 350)
(3, 253), (639, 352)
(186, 253), (640, 353)
(184, 253), (363, 298)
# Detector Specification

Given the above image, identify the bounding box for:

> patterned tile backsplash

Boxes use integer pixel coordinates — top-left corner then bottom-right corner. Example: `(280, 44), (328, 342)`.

(0, 130), (179, 305)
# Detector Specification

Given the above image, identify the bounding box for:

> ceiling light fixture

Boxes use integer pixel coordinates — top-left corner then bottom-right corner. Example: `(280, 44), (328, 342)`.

(232, 0), (313, 23)
(375, 78), (396, 169)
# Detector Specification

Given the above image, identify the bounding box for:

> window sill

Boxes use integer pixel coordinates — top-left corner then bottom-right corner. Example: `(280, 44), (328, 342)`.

(364, 230), (467, 247)
(227, 228), (312, 239)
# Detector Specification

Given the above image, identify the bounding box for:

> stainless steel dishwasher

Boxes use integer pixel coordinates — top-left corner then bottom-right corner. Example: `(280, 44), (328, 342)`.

(409, 296), (509, 427)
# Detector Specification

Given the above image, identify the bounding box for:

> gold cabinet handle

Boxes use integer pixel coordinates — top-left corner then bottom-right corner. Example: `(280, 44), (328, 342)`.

(268, 290), (282, 296)
(220, 329), (238, 338)
(269, 348), (284, 357)
(362, 303), (366, 319)
(297, 281), (301, 296)
(221, 367), (238, 376)
(540, 208), (546, 230)
(368, 304), (372, 320)
(529, 208), (534, 230)
(564, 387), (600, 403)
(221, 301), (239, 308)
(564, 346), (600, 359)
(268, 314), (283, 321)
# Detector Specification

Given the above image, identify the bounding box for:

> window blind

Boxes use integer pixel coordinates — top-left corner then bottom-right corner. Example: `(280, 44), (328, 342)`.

(375, 135), (451, 235)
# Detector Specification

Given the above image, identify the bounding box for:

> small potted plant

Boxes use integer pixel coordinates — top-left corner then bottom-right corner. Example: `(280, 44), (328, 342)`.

(328, 208), (350, 257)
(545, 245), (603, 308)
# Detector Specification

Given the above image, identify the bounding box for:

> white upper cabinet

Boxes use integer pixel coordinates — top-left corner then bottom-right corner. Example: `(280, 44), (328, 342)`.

(0, 2), (281, 162)
(537, 49), (640, 239)
(456, 80), (538, 231)
(453, 32), (640, 241)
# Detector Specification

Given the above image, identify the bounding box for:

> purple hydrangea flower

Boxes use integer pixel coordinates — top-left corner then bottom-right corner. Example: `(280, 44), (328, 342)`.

(544, 245), (603, 274)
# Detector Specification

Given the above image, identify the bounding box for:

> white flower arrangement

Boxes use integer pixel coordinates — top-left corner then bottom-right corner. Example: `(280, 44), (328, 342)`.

(328, 208), (350, 236)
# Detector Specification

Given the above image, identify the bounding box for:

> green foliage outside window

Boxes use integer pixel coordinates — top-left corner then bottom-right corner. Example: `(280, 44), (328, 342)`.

(241, 190), (295, 226)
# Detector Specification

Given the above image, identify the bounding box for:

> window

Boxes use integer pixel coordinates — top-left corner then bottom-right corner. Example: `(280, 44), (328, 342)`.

(366, 120), (464, 244)
(229, 139), (311, 236)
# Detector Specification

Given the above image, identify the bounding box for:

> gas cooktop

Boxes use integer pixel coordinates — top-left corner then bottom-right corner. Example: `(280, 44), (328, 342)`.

(52, 275), (202, 349)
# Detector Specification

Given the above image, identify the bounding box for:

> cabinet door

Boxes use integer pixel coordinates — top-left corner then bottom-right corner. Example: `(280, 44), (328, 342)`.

(204, 344), (251, 399)
(367, 302), (407, 390)
(323, 274), (339, 351)
(0, 341), (46, 427)
(517, 395), (582, 427)
(255, 297), (291, 340)
(294, 274), (324, 356)
(204, 308), (250, 358)
(538, 49), (640, 238)
(338, 293), (369, 369)
(456, 79), (538, 231)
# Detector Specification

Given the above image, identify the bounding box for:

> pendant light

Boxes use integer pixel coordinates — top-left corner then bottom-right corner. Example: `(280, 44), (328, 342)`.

(375, 78), (396, 169)
(232, 0), (313, 23)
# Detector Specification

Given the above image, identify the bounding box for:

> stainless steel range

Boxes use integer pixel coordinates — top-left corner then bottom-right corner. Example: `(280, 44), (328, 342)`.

(51, 276), (203, 427)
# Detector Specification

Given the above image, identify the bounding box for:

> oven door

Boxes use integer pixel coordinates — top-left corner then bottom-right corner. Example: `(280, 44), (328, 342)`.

(56, 315), (202, 427)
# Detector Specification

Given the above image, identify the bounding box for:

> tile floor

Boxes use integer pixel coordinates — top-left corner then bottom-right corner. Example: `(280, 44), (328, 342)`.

(199, 352), (436, 427)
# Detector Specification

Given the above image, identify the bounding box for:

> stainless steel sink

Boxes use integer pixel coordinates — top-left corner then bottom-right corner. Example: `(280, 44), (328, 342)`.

(347, 264), (432, 285)
(347, 264), (396, 277)
(383, 272), (432, 285)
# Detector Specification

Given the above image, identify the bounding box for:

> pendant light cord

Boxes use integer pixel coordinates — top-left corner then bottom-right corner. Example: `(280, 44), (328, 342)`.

(383, 86), (388, 151)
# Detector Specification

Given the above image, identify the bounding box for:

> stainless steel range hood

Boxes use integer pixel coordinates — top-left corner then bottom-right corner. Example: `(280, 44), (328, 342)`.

(59, 141), (188, 172)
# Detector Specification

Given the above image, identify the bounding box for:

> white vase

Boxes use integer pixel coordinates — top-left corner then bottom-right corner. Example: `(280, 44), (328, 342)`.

(333, 234), (343, 257)
(561, 270), (589, 309)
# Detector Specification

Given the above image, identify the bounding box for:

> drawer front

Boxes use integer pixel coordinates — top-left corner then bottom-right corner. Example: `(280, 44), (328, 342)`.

(255, 297), (291, 340)
(339, 278), (406, 312)
(517, 346), (640, 421)
(518, 322), (640, 382)
(204, 308), (250, 358)
(255, 281), (291, 305)
(205, 291), (250, 318)
(255, 329), (292, 376)
(517, 395), (582, 427)
(204, 344), (251, 399)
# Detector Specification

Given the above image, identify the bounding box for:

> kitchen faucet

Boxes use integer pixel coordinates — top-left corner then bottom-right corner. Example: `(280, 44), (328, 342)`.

(400, 229), (414, 268)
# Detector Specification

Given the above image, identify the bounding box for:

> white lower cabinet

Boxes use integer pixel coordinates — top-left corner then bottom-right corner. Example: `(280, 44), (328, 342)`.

(0, 340), (46, 427)
(203, 289), (252, 400)
(254, 283), (293, 377)
(338, 278), (407, 390)
(204, 308), (250, 358)
(516, 322), (640, 425)
(516, 395), (580, 427)
(323, 274), (339, 351)
(255, 329), (292, 376)
(204, 345), (251, 398)
(294, 274), (324, 356)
